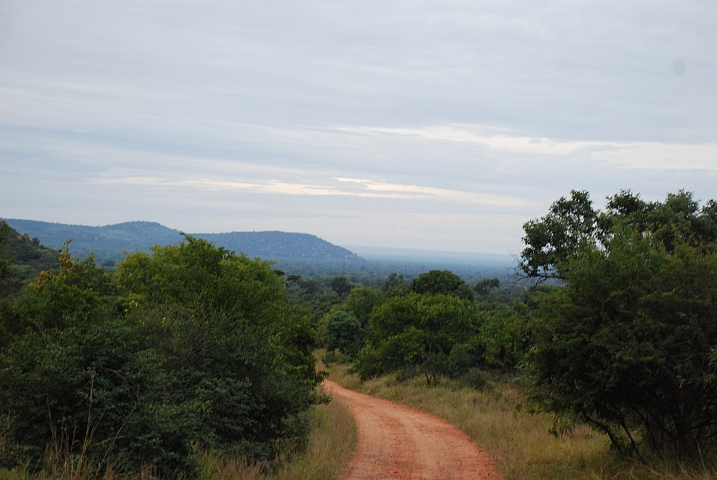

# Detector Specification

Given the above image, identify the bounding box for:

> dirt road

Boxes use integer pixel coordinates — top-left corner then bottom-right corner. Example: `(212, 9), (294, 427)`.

(324, 380), (501, 480)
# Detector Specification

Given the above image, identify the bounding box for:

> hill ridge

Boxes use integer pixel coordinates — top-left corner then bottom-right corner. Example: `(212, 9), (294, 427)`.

(2, 219), (363, 263)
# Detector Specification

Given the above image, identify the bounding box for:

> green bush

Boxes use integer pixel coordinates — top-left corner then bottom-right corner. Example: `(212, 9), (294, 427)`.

(0, 237), (322, 477)
(530, 230), (717, 464)
(523, 190), (717, 464)
(410, 270), (474, 301)
(340, 287), (383, 327)
(478, 302), (533, 372)
(354, 292), (480, 385)
(324, 310), (364, 358)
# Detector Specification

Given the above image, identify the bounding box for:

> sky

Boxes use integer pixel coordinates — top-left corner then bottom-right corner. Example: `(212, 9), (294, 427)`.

(1, 0), (716, 255)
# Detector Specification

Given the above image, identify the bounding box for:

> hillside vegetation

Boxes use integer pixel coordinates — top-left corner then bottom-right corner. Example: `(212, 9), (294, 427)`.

(0, 223), (59, 299)
(2, 220), (362, 263)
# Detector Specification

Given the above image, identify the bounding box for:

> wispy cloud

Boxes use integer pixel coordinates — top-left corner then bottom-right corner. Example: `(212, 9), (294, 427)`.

(93, 174), (533, 206)
(333, 125), (717, 171)
(337, 177), (533, 206)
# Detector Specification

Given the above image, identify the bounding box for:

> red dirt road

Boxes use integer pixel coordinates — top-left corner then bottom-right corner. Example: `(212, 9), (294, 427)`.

(324, 380), (501, 480)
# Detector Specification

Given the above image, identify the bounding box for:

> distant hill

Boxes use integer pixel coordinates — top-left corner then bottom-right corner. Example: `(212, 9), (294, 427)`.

(3, 220), (363, 263)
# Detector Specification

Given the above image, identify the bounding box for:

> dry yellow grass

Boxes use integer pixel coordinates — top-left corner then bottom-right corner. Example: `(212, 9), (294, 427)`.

(327, 364), (717, 480)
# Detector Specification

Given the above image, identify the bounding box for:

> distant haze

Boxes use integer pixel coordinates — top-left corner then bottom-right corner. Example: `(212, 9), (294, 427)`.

(1, 1), (715, 254)
(347, 246), (513, 266)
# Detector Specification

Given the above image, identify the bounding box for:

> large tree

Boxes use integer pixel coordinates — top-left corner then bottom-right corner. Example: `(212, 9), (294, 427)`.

(410, 270), (474, 301)
(526, 191), (717, 463)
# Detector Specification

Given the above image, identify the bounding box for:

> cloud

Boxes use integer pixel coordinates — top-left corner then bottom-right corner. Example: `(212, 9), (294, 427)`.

(333, 124), (717, 171)
(92, 173), (533, 207)
(336, 177), (533, 206)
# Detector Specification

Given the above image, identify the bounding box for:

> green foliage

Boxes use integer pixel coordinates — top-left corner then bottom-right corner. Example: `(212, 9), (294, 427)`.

(384, 283), (411, 299)
(324, 310), (364, 358)
(473, 278), (500, 295)
(529, 217), (717, 463)
(11, 243), (116, 334)
(0, 223), (59, 300)
(125, 308), (318, 473)
(330, 276), (352, 298)
(354, 292), (480, 384)
(0, 222), (9, 283)
(0, 317), (146, 471)
(520, 189), (717, 281)
(339, 287), (383, 327)
(0, 236), (322, 477)
(479, 301), (532, 372)
(520, 190), (599, 280)
(410, 270), (474, 301)
(381, 273), (405, 292)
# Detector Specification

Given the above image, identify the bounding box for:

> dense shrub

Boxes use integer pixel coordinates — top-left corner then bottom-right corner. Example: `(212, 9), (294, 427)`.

(354, 292), (480, 384)
(339, 287), (383, 327)
(478, 301), (533, 372)
(0, 237), (321, 477)
(324, 310), (364, 358)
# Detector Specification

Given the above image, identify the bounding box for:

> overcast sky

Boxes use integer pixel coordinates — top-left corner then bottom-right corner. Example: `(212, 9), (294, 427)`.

(1, 0), (716, 254)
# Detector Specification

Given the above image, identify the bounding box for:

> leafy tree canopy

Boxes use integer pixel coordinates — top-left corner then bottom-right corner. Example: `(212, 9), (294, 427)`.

(0, 221), (10, 282)
(474, 278), (500, 295)
(354, 292), (480, 384)
(330, 276), (352, 297)
(324, 310), (364, 358)
(381, 272), (406, 292)
(519, 189), (717, 281)
(410, 269), (474, 301)
(340, 286), (384, 327)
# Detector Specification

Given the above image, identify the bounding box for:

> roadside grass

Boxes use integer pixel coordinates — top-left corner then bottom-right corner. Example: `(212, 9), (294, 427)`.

(197, 394), (357, 480)
(326, 363), (717, 480)
(0, 393), (357, 480)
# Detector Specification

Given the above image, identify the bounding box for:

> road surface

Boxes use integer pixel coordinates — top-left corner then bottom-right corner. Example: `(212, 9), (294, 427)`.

(324, 380), (501, 480)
